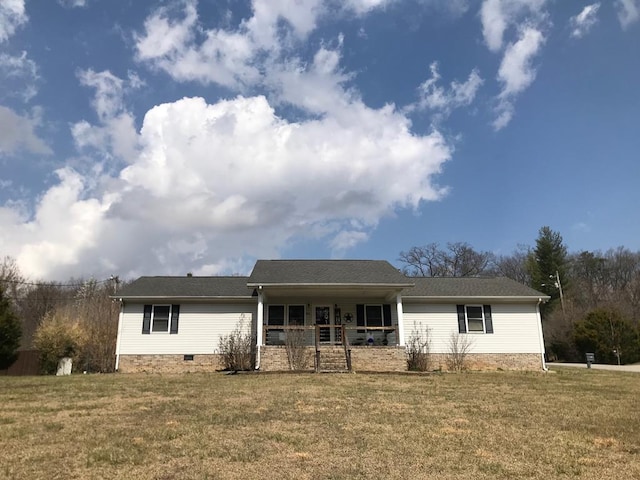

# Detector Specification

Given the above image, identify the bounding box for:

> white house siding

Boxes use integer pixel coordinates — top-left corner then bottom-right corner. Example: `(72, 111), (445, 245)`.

(403, 302), (543, 354)
(118, 302), (256, 355)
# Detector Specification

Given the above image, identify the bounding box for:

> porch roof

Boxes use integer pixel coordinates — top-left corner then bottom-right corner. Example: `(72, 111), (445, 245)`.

(247, 260), (414, 288)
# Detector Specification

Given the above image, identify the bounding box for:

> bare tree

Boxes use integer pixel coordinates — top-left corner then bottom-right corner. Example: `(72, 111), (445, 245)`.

(399, 242), (494, 277)
(492, 245), (532, 285)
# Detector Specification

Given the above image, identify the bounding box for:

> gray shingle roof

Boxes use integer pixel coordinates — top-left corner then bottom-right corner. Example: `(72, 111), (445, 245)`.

(115, 276), (253, 299)
(248, 260), (412, 286)
(402, 277), (548, 299)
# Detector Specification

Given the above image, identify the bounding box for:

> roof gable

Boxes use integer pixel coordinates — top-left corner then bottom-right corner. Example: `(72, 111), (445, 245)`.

(247, 260), (411, 286)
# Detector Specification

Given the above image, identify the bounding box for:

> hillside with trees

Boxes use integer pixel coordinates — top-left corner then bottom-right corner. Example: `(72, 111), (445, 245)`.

(400, 227), (640, 364)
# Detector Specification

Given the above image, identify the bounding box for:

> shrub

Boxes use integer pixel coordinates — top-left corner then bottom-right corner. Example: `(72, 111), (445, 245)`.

(218, 317), (255, 371)
(33, 307), (86, 374)
(406, 324), (432, 371)
(446, 332), (473, 372)
(285, 328), (310, 370)
(574, 308), (640, 365)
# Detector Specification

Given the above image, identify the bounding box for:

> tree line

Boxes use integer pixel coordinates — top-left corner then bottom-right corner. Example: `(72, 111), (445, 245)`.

(0, 257), (120, 373)
(399, 227), (640, 364)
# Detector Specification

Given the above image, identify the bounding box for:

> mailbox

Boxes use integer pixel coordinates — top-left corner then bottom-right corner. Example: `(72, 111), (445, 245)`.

(585, 353), (595, 368)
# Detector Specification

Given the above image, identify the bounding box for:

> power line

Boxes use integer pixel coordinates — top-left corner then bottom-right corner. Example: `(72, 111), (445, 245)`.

(0, 277), (116, 288)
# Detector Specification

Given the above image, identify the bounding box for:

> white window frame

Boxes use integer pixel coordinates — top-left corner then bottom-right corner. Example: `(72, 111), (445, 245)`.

(151, 304), (172, 333)
(465, 305), (486, 334)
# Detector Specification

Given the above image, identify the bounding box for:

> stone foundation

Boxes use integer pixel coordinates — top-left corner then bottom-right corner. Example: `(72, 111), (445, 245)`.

(118, 351), (543, 373)
(350, 346), (407, 372)
(427, 353), (543, 372)
(118, 354), (223, 373)
(260, 346), (315, 371)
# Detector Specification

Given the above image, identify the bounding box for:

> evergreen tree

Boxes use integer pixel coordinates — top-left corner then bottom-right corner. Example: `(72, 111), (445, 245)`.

(0, 288), (22, 370)
(528, 226), (569, 318)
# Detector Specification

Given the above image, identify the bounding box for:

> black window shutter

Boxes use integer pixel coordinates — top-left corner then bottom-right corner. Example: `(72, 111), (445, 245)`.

(382, 304), (392, 327)
(142, 304), (152, 334)
(170, 304), (180, 334)
(483, 305), (493, 334)
(456, 305), (467, 333)
(356, 304), (364, 333)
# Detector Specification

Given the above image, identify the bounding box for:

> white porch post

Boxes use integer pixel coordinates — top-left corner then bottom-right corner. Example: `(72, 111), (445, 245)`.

(396, 293), (405, 347)
(256, 288), (264, 370)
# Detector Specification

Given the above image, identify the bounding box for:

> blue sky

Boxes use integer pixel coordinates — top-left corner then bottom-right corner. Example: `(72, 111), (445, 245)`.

(1, 0), (639, 280)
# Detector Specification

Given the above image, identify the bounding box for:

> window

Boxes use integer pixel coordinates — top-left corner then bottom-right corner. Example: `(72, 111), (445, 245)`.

(456, 304), (493, 334)
(152, 305), (171, 332)
(266, 304), (306, 345)
(267, 305), (305, 326)
(365, 305), (383, 327)
(267, 305), (285, 326)
(142, 304), (180, 334)
(288, 305), (305, 326)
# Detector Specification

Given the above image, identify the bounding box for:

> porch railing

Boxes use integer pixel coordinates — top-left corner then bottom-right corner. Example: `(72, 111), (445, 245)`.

(262, 325), (397, 347)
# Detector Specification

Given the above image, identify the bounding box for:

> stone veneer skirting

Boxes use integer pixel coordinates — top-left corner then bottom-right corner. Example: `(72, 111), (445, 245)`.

(118, 354), (223, 373)
(118, 351), (543, 373)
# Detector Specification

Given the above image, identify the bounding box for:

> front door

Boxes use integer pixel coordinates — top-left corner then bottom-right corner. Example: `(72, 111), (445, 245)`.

(315, 306), (332, 343)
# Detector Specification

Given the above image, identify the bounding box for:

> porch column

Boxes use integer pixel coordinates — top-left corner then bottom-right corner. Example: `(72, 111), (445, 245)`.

(396, 293), (405, 347)
(256, 288), (264, 370)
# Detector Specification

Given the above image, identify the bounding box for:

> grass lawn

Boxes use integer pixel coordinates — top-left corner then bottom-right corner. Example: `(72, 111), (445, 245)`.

(1, 368), (639, 479)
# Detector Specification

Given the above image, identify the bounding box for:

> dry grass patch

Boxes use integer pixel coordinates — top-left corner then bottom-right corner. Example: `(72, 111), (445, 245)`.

(1, 369), (640, 479)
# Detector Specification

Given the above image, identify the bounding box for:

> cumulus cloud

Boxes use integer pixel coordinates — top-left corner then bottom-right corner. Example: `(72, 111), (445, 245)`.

(2, 93), (451, 279)
(408, 62), (483, 119)
(493, 27), (545, 130)
(570, 3), (600, 38)
(0, 0), (26, 43)
(0, 106), (51, 156)
(616, 0), (640, 29)
(2, 1), (454, 280)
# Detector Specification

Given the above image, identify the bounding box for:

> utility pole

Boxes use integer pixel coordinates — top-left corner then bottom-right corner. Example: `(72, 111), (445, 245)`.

(110, 275), (120, 295)
(552, 270), (565, 316)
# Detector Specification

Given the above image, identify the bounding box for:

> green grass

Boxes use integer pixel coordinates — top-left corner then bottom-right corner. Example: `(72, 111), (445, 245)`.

(1, 369), (640, 479)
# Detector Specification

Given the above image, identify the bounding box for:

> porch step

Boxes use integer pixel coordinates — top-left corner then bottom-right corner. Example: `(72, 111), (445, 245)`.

(316, 347), (349, 372)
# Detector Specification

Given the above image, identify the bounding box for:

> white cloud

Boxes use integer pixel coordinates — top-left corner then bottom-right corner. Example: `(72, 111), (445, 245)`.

(133, 0), (393, 94)
(0, 105), (51, 155)
(408, 62), (483, 118)
(479, 1), (548, 129)
(493, 26), (545, 130)
(0, 51), (39, 102)
(616, 0), (640, 29)
(0, 0), (26, 43)
(480, 0), (547, 52)
(570, 3), (600, 38)
(3, 94), (451, 280)
(58, 0), (88, 7)
(71, 69), (141, 163)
